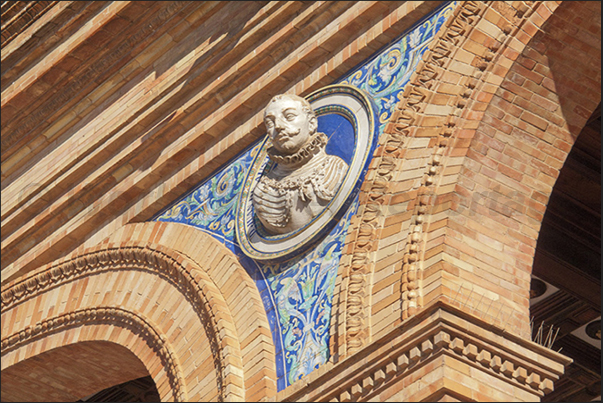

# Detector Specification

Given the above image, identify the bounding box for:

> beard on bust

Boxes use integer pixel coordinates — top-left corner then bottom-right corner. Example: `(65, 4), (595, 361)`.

(272, 126), (308, 154)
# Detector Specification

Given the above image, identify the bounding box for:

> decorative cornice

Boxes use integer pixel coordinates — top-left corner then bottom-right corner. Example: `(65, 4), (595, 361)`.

(1, 1), (58, 48)
(0, 244), (238, 402)
(286, 304), (570, 402)
(331, 329), (555, 402)
(1, 1), (190, 156)
(1, 306), (187, 402)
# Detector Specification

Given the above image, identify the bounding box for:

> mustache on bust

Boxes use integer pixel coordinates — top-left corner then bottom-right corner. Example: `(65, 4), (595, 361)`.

(274, 126), (302, 142)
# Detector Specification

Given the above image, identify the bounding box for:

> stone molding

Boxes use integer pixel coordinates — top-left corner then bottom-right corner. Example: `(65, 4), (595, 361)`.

(342, 0), (488, 356)
(394, 0), (538, 319)
(0, 243), (242, 402)
(341, 0), (541, 355)
(282, 303), (571, 402)
(1, 306), (187, 401)
(0, 1), (58, 48)
(392, 0), (488, 322)
(1, 1), (190, 155)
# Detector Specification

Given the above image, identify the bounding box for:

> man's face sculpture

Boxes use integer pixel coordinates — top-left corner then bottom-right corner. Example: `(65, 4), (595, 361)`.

(264, 95), (317, 155)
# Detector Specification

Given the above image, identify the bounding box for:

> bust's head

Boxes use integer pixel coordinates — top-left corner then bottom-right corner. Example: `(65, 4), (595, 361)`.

(264, 94), (317, 155)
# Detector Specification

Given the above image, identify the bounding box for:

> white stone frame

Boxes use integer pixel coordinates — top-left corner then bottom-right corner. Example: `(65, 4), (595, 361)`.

(236, 85), (376, 260)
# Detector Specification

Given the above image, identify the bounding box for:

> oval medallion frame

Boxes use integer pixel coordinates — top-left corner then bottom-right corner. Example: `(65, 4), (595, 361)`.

(236, 84), (377, 261)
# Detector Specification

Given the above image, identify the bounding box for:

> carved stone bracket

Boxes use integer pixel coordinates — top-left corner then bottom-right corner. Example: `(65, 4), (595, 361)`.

(1, 244), (240, 402)
(1, 306), (187, 402)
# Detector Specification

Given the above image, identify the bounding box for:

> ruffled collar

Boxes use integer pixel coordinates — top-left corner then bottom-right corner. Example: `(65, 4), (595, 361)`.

(267, 132), (328, 166)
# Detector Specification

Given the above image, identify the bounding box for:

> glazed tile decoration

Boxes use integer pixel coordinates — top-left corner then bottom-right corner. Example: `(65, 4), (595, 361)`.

(155, 2), (456, 390)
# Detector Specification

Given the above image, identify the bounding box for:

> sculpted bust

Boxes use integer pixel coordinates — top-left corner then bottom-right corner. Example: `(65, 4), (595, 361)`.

(252, 94), (349, 235)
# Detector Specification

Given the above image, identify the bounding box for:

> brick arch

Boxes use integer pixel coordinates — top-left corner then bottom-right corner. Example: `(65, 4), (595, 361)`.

(417, 0), (601, 339)
(336, 0), (528, 358)
(2, 314), (181, 401)
(2, 340), (152, 401)
(335, 0), (601, 358)
(1, 221), (276, 401)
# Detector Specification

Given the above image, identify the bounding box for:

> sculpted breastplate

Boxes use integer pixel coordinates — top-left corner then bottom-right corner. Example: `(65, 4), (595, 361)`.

(252, 133), (348, 234)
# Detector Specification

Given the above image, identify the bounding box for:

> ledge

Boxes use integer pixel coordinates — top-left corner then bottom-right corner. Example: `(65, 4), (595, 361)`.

(276, 302), (572, 402)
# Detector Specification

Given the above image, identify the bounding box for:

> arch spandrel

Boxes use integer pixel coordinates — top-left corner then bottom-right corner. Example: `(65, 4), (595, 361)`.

(1, 221), (276, 402)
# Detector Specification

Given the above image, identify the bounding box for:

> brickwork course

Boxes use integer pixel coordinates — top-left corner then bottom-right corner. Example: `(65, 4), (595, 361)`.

(1, 1), (600, 402)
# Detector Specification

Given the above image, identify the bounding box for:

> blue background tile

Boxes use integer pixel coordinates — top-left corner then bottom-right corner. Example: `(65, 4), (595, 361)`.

(320, 113), (356, 164)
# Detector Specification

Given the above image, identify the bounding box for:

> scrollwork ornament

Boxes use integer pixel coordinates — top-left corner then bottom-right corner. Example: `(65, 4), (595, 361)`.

(25, 277), (38, 292)
(1, 289), (14, 306)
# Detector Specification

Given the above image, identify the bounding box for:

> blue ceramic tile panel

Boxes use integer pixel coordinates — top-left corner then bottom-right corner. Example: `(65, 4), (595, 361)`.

(339, 1), (456, 135)
(154, 1), (457, 391)
(321, 113), (356, 164)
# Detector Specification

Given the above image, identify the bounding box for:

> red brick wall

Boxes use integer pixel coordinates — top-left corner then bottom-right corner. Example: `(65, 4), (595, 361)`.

(429, 0), (600, 338)
(332, 1), (600, 359)
(2, 2), (599, 401)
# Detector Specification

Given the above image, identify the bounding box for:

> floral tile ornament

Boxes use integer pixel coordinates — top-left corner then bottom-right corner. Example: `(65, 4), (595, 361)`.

(154, 1), (456, 390)
(341, 1), (456, 133)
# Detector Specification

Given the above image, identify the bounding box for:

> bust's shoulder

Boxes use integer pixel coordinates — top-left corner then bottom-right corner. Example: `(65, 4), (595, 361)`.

(324, 153), (348, 172)
(327, 153), (347, 164)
